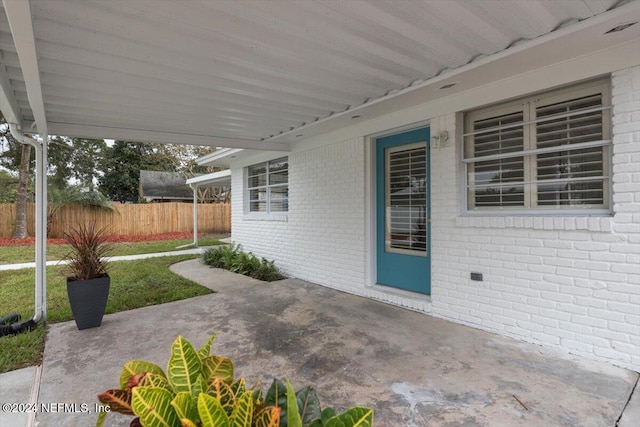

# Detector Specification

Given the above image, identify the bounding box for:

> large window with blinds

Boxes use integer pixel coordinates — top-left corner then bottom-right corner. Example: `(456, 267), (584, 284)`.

(463, 79), (611, 213)
(246, 157), (288, 213)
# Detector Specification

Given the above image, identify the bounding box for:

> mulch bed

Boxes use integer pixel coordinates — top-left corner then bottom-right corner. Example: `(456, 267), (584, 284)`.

(0, 232), (198, 247)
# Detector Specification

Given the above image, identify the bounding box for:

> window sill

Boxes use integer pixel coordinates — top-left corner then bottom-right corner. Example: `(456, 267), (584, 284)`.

(455, 215), (613, 232)
(242, 213), (288, 222)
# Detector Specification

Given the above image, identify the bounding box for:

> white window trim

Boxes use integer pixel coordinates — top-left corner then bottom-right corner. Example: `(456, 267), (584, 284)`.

(462, 78), (612, 215)
(244, 157), (289, 217)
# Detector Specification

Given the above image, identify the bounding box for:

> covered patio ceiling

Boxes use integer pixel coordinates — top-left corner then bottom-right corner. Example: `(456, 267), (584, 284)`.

(1, 0), (639, 152)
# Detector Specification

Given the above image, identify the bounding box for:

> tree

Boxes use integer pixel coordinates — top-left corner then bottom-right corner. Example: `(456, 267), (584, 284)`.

(0, 170), (18, 203)
(47, 185), (114, 237)
(68, 138), (107, 189)
(154, 144), (227, 203)
(13, 143), (31, 238)
(47, 136), (72, 189)
(1, 115), (34, 238)
(99, 141), (175, 203)
(2, 115), (109, 237)
(153, 144), (212, 176)
(48, 136), (107, 190)
(0, 117), (35, 173)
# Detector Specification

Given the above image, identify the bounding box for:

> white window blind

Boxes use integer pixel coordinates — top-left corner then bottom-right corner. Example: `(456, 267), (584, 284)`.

(246, 157), (288, 213)
(386, 143), (427, 254)
(464, 79), (611, 213)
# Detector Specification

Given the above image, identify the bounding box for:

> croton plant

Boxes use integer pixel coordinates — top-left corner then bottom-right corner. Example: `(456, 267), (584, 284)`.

(97, 334), (373, 427)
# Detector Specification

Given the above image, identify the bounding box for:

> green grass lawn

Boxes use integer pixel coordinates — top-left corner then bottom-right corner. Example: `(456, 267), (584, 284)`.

(0, 234), (226, 265)
(0, 254), (212, 373)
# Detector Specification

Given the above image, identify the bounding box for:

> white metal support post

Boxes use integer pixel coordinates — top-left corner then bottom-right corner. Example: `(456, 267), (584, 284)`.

(4, 0), (50, 323)
(193, 185), (199, 247)
(176, 185), (198, 249)
(10, 124), (47, 322)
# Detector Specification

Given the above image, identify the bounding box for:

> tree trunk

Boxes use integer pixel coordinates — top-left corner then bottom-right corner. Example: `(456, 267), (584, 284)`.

(13, 143), (31, 239)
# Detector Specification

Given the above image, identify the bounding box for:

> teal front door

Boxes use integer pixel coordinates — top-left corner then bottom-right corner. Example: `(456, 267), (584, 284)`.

(376, 127), (430, 294)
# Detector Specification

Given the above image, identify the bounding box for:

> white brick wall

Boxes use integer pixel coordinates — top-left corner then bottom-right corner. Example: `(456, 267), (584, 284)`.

(231, 66), (640, 371)
(425, 67), (640, 371)
(232, 137), (367, 292)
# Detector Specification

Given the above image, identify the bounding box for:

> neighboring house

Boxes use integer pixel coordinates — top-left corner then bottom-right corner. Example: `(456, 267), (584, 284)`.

(139, 170), (193, 203)
(140, 170), (230, 203)
(1, 1), (638, 372)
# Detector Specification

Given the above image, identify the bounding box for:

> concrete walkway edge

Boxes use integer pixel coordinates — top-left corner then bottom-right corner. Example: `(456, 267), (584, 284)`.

(0, 246), (216, 271)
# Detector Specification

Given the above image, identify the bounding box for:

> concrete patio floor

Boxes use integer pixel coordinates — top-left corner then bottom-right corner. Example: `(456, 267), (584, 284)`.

(34, 259), (638, 426)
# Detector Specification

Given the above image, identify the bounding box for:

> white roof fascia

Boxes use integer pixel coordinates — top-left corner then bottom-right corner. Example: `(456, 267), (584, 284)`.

(186, 169), (232, 186)
(197, 148), (288, 168)
(3, 0), (47, 136)
(20, 122), (290, 151)
(196, 148), (244, 166)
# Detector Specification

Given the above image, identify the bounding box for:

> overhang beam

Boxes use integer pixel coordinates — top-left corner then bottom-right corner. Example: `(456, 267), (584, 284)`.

(186, 169), (232, 186)
(3, 0), (47, 135)
(0, 59), (21, 126)
(24, 121), (290, 151)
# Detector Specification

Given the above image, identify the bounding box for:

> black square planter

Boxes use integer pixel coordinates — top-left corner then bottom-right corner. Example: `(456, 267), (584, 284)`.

(66, 275), (110, 330)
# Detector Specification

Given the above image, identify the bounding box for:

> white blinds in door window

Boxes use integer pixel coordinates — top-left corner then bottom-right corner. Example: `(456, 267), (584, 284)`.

(386, 143), (427, 255)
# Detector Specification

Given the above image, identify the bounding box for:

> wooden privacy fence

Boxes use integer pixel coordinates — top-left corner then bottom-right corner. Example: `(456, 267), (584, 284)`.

(0, 203), (230, 238)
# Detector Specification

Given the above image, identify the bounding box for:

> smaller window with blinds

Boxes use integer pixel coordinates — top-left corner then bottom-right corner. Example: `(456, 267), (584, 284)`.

(463, 79), (611, 213)
(246, 157), (288, 213)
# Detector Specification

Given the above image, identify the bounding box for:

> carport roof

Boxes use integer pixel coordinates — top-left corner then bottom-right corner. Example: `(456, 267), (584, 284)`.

(1, 0), (639, 150)
(186, 169), (231, 187)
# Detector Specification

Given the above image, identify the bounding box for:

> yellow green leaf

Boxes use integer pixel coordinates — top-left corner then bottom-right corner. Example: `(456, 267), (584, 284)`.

(206, 377), (236, 416)
(95, 409), (108, 427)
(230, 391), (253, 427)
(171, 392), (198, 423)
(197, 333), (219, 360)
(325, 407), (374, 427)
(131, 387), (180, 427)
(285, 380), (302, 427)
(198, 393), (230, 427)
(167, 336), (202, 394)
(230, 378), (246, 401)
(192, 375), (207, 398)
(202, 355), (234, 384)
(144, 373), (174, 392)
(120, 360), (166, 389)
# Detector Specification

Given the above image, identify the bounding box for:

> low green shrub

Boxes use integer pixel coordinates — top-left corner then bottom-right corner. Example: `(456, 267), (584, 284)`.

(203, 244), (285, 282)
(97, 334), (373, 427)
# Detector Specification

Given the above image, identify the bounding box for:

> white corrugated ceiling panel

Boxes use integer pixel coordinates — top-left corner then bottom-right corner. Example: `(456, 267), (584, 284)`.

(0, 0), (630, 148)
